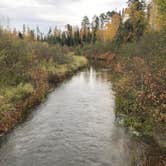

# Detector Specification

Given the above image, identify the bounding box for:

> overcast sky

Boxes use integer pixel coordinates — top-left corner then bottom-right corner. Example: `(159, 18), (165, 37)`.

(0, 0), (127, 33)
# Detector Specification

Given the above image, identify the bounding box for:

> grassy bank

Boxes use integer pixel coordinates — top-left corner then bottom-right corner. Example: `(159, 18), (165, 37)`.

(0, 30), (88, 134)
(78, 31), (166, 144)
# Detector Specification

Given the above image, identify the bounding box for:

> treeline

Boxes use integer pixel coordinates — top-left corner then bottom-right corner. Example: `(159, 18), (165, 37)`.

(80, 0), (166, 55)
(2, 0), (165, 49)
(5, 11), (121, 46)
(3, 1), (145, 46)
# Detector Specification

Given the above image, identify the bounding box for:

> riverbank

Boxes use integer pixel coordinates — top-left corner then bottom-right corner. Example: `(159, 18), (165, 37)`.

(0, 66), (165, 166)
(0, 66), (155, 166)
(0, 54), (87, 135)
(77, 31), (166, 149)
(0, 31), (88, 134)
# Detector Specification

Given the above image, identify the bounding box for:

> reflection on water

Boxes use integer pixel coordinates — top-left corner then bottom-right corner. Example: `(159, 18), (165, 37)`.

(0, 67), (165, 166)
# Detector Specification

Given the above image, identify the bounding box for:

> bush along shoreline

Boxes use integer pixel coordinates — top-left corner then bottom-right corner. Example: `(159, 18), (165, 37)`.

(73, 0), (166, 149)
(113, 33), (166, 148)
(0, 57), (87, 135)
(0, 31), (88, 135)
(78, 30), (166, 149)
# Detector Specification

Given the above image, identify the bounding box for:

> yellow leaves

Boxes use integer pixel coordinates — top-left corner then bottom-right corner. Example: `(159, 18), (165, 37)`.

(149, 0), (166, 31)
(96, 14), (121, 42)
(3, 83), (34, 102)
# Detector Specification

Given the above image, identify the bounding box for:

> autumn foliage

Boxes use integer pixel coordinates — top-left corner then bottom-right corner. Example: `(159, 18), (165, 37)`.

(0, 29), (87, 133)
(78, 0), (166, 137)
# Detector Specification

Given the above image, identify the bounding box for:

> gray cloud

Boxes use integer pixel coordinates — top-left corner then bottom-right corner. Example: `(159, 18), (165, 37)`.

(35, 0), (81, 5)
(0, 0), (127, 33)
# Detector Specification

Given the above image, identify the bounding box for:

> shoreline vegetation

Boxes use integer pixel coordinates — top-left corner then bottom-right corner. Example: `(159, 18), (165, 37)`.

(77, 30), (166, 149)
(0, 30), (88, 134)
(73, 0), (166, 150)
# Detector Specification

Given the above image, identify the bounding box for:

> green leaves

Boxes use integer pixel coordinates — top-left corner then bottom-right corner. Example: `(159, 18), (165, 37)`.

(3, 83), (34, 102)
(158, 0), (166, 15)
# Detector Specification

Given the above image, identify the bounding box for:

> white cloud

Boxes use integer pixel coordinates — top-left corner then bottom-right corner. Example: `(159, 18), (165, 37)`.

(0, 0), (127, 32)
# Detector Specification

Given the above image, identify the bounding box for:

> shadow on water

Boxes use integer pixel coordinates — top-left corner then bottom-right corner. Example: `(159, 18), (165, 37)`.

(0, 65), (165, 166)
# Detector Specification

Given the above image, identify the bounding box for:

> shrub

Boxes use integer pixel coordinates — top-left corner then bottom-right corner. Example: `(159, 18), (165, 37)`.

(3, 83), (34, 102)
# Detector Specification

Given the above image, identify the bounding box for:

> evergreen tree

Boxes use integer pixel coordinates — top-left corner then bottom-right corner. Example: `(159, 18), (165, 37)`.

(81, 16), (91, 43)
(92, 15), (99, 43)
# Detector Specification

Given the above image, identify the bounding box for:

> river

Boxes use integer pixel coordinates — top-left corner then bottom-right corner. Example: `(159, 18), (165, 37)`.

(0, 67), (165, 166)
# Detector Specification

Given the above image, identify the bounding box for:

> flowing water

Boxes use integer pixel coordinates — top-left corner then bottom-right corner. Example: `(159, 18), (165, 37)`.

(0, 67), (165, 166)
